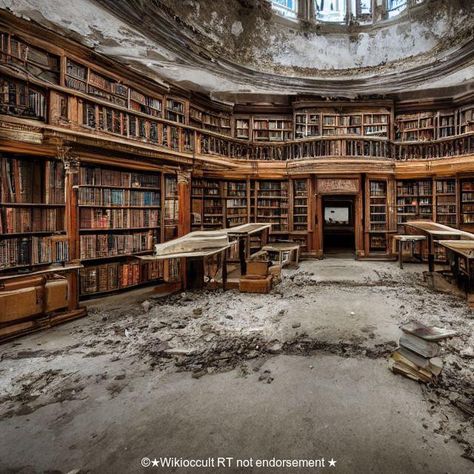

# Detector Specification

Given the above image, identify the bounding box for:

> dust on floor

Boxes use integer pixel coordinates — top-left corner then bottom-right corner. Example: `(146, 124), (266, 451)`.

(0, 258), (473, 473)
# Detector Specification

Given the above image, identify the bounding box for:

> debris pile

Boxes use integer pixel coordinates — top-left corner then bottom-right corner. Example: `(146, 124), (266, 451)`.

(389, 321), (456, 383)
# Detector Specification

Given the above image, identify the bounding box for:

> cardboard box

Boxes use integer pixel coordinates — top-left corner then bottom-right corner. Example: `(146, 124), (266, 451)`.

(246, 260), (269, 278)
(239, 275), (273, 294)
(0, 287), (42, 324)
(45, 279), (68, 312)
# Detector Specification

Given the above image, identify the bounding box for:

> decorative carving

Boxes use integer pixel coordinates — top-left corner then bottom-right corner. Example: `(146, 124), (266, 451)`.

(57, 145), (80, 173)
(0, 120), (43, 144)
(177, 168), (191, 185)
(317, 178), (359, 194)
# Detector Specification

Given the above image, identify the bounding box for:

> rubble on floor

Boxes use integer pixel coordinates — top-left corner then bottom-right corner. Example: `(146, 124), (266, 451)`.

(0, 260), (473, 463)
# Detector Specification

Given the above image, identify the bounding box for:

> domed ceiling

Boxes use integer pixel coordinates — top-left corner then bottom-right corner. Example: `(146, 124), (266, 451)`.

(1, 0), (473, 101)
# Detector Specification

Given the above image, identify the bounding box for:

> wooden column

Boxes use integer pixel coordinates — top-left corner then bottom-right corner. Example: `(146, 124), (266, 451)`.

(355, 192), (365, 258)
(177, 169), (191, 290)
(177, 168), (192, 237)
(58, 145), (80, 310)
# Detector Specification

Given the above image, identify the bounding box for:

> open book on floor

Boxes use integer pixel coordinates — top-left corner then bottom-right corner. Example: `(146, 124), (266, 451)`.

(401, 321), (457, 341)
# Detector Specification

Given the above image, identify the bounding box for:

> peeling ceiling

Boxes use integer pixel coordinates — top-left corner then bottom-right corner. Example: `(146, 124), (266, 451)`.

(1, 0), (474, 101)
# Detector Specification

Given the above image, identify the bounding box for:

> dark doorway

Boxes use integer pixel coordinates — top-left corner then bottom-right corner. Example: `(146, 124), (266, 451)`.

(322, 195), (355, 254)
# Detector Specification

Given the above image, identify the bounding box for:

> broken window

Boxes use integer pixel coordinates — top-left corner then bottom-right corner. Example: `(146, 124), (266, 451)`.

(272, 0), (297, 19)
(315, 0), (347, 23)
(387, 0), (407, 18)
(350, 0), (372, 23)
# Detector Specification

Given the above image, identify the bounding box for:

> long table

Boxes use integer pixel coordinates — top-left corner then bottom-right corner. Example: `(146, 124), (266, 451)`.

(438, 240), (474, 292)
(404, 221), (474, 272)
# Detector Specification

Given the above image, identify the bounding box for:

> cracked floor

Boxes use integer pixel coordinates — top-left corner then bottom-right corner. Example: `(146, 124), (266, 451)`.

(0, 258), (473, 473)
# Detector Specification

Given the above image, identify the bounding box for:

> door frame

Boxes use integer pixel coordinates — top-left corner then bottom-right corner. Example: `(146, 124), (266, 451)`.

(312, 175), (364, 258)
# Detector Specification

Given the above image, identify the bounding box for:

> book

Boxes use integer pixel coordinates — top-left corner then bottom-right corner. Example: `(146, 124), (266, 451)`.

(401, 321), (457, 341)
(399, 333), (440, 358)
(389, 351), (434, 383)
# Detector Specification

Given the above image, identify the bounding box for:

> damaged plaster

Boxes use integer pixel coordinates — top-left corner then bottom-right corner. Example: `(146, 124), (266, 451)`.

(1, 0), (473, 98)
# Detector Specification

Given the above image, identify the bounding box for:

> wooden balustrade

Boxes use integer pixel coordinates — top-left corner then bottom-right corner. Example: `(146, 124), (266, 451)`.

(1, 74), (474, 162)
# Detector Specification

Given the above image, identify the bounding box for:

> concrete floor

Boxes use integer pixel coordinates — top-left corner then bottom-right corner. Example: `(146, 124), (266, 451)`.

(0, 258), (473, 473)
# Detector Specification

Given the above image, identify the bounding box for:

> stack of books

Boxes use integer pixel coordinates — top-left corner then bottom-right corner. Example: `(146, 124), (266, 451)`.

(389, 322), (456, 383)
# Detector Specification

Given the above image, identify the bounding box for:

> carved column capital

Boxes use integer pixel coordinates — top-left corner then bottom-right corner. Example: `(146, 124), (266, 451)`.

(177, 168), (192, 185)
(57, 145), (80, 173)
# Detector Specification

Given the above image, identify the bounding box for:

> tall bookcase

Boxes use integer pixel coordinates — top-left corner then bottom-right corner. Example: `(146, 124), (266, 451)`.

(291, 178), (309, 252)
(253, 118), (293, 142)
(367, 180), (388, 253)
(254, 180), (289, 232)
(226, 181), (248, 227)
(396, 113), (435, 141)
(396, 179), (433, 230)
(0, 156), (68, 271)
(460, 178), (474, 227)
(78, 164), (169, 297)
(435, 179), (457, 226)
(191, 178), (225, 230)
(164, 175), (178, 241)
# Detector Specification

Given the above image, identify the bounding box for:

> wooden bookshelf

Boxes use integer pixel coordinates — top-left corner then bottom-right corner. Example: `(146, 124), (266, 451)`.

(164, 175), (178, 241)
(437, 112), (456, 138)
(191, 178), (225, 230)
(1, 31), (60, 84)
(0, 75), (47, 120)
(396, 179), (433, 230)
(255, 180), (289, 232)
(235, 119), (250, 139)
(435, 179), (457, 226)
(294, 112), (321, 138)
(460, 178), (474, 226)
(0, 156), (68, 271)
(78, 164), (167, 297)
(396, 113), (435, 141)
(458, 106), (474, 135)
(363, 113), (389, 138)
(253, 118), (293, 142)
(226, 181), (248, 227)
(292, 179), (308, 231)
(294, 109), (389, 139)
(165, 98), (186, 124)
(367, 180), (388, 253)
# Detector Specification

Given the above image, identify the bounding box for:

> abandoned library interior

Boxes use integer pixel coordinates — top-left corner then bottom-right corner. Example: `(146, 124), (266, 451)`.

(0, 0), (474, 472)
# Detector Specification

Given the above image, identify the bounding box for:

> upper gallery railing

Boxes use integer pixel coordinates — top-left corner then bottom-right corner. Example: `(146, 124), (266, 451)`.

(1, 73), (474, 163)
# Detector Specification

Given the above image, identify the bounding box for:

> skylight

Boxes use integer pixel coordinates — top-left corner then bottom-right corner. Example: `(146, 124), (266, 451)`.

(272, 0), (297, 19)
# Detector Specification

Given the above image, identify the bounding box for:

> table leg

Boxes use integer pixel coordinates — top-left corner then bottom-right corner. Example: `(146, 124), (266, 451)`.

(428, 236), (435, 272)
(398, 240), (403, 269)
(222, 250), (228, 291)
(239, 237), (246, 276)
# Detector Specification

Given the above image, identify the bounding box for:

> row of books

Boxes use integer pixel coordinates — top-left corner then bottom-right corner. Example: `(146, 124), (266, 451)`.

(79, 167), (161, 188)
(397, 181), (433, 196)
(80, 261), (142, 295)
(79, 208), (160, 229)
(80, 258), (180, 295)
(0, 236), (68, 269)
(80, 231), (157, 259)
(0, 207), (64, 233)
(257, 199), (289, 208)
(78, 188), (161, 206)
(0, 157), (64, 204)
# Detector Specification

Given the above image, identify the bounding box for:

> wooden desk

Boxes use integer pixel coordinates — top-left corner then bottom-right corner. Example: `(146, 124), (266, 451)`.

(226, 223), (271, 276)
(393, 235), (426, 269)
(438, 240), (474, 291)
(404, 221), (473, 272)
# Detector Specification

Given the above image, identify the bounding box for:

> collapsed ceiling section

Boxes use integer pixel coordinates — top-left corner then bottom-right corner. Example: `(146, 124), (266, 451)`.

(1, 0), (474, 101)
